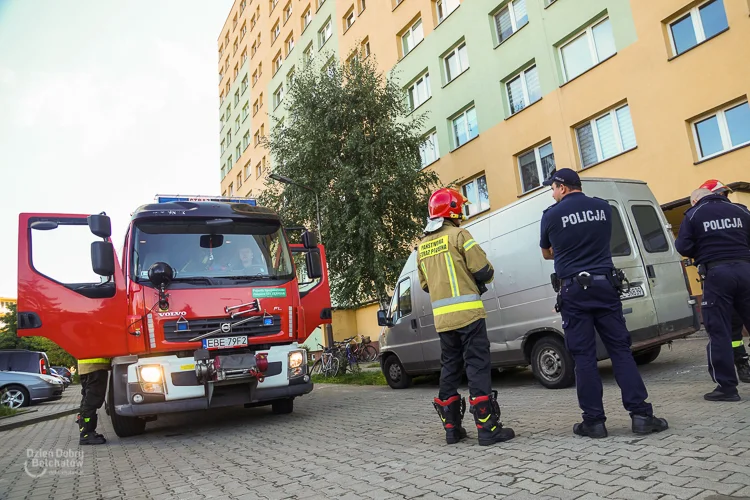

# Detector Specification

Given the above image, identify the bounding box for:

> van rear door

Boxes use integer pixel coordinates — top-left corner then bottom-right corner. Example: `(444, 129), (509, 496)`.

(620, 186), (696, 336)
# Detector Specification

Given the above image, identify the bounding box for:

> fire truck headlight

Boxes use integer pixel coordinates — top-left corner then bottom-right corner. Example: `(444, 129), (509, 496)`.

(288, 351), (304, 369)
(139, 365), (163, 383)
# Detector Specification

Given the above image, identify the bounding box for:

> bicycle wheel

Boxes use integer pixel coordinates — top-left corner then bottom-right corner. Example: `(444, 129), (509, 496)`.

(325, 357), (340, 377)
(363, 345), (378, 362)
(310, 359), (323, 375)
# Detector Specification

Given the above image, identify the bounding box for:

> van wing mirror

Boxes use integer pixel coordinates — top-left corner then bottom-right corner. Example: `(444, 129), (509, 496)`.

(305, 251), (322, 279)
(377, 310), (393, 327)
(87, 214), (112, 239)
(91, 241), (115, 276)
(302, 230), (318, 249)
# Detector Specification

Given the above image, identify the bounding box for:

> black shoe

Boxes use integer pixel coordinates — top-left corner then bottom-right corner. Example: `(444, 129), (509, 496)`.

(433, 395), (468, 445)
(79, 432), (107, 445)
(470, 391), (515, 446)
(573, 421), (608, 439)
(704, 386), (741, 402)
(632, 414), (669, 434)
(736, 360), (750, 384)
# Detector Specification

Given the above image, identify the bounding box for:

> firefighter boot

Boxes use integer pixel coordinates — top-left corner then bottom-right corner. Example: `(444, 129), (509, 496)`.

(79, 415), (107, 445)
(433, 395), (467, 444)
(470, 391), (515, 446)
(736, 357), (750, 384)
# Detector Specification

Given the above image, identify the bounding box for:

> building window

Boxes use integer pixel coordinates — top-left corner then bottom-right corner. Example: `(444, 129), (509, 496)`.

(241, 22), (247, 40)
(237, 173), (242, 189)
(286, 34), (295, 55)
(303, 7), (312, 30)
(233, 14), (238, 29)
(226, 102), (231, 117)
(359, 0), (366, 13)
(692, 101), (750, 160)
(419, 131), (439, 167)
(272, 22), (280, 42)
(252, 69), (259, 85)
(362, 38), (371, 57)
(253, 99), (260, 115)
(506, 64), (540, 115)
(229, 182), (234, 196)
(270, 0), (279, 11)
(273, 52), (283, 74)
(235, 116), (241, 133)
(287, 66), (296, 87)
(518, 142), (555, 193)
(402, 19), (424, 56)
(244, 162), (251, 179)
(407, 72), (431, 111)
(251, 13), (257, 28)
(242, 102), (249, 121)
(284, 1), (292, 22)
(319, 19), (332, 47)
(256, 162), (263, 178)
(560, 17), (616, 82)
(243, 131), (250, 150)
(241, 75), (249, 93)
(345, 9), (356, 30)
(228, 154), (233, 167)
(233, 64), (239, 80)
(303, 43), (313, 64)
(576, 104), (637, 168)
(227, 129), (232, 145)
(451, 106), (478, 148)
(273, 84), (285, 109)
(254, 130), (261, 146)
(668, 0), (728, 57)
(234, 89), (240, 106)
(259, 92), (263, 107)
(220, 139), (226, 154)
(233, 39), (238, 54)
(462, 175), (490, 217)
(236, 143), (241, 159)
(241, 49), (248, 66)
(436, 0), (459, 23)
(241, 0), (246, 12)
(252, 41), (257, 57)
(494, 0), (528, 44)
(444, 42), (469, 82)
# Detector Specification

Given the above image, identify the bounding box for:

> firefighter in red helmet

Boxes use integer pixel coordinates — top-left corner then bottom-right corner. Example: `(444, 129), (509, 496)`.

(698, 179), (750, 383)
(418, 188), (515, 446)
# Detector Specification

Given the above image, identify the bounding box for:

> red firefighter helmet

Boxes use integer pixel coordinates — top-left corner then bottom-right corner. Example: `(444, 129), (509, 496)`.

(428, 188), (469, 220)
(699, 179), (733, 195)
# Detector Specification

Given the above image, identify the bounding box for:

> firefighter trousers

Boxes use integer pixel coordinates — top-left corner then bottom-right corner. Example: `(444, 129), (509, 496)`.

(438, 318), (492, 400)
(80, 370), (109, 426)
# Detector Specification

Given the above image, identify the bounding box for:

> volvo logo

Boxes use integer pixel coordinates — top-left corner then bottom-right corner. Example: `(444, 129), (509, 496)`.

(220, 323), (232, 333)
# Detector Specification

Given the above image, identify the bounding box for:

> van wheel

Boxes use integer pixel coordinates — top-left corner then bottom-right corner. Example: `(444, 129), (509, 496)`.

(633, 346), (661, 366)
(271, 398), (294, 415)
(383, 355), (412, 389)
(531, 336), (575, 389)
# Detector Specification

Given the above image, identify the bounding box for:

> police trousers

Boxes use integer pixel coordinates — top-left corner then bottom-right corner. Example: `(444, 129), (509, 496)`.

(80, 370), (108, 422)
(560, 279), (652, 423)
(702, 261), (750, 393)
(438, 318), (492, 400)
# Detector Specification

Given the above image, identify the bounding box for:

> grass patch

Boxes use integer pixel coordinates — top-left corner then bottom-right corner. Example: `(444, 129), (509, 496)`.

(0, 403), (18, 418)
(312, 370), (387, 386)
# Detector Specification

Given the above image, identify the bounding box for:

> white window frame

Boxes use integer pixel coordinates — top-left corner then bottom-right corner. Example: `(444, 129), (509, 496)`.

(494, 0), (528, 43)
(273, 23), (280, 41)
(692, 101), (750, 161)
(319, 19), (332, 47)
(559, 17), (615, 83)
(236, 143), (241, 159)
(241, 75), (248, 93)
(273, 53), (283, 73)
(287, 35), (295, 54)
(506, 64), (539, 115)
(273, 84), (285, 109)
(443, 42), (469, 82)
(461, 175), (490, 217)
(235, 116), (240, 133)
(517, 141), (555, 193)
(242, 103), (249, 121)
(229, 182), (234, 196)
(436, 0), (459, 24)
(575, 104), (636, 168)
(346, 10), (355, 29)
(284, 2), (292, 21)
(243, 132), (250, 150)
(407, 72), (431, 111)
(419, 131), (440, 167)
(451, 106), (478, 148)
(303, 8), (312, 29)
(401, 19), (424, 56)
(667, 0), (726, 57)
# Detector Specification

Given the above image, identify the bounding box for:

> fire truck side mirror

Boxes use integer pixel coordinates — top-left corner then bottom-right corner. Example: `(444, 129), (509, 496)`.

(87, 214), (112, 239)
(305, 251), (322, 279)
(302, 230), (318, 249)
(91, 241), (115, 276)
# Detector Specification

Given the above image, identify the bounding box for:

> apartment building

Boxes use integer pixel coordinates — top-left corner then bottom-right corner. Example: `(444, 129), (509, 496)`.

(219, 0), (750, 337)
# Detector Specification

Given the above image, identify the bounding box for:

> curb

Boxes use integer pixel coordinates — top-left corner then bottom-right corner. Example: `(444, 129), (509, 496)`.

(0, 407), (79, 433)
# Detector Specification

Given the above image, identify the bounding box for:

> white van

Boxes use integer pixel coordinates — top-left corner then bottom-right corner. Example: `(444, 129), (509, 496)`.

(377, 178), (699, 389)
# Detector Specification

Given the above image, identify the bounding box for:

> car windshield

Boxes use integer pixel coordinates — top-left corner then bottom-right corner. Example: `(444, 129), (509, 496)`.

(132, 219), (294, 282)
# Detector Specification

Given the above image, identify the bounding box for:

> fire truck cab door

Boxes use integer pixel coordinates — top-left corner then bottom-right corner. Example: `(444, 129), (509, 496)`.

(290, 244), (332, 339)
(17, 213), (129, 359)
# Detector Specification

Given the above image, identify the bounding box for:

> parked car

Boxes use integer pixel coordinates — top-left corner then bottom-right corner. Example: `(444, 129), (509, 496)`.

(51, 366), (72, 380)
(377, 177), (699, 390)
(0, 371), (64, 408)
(0, 349), (52, 376)
(49, 368), (70, 388)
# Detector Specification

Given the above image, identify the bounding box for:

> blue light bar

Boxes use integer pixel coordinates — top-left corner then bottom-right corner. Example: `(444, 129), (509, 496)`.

(155, 194), (257, 206)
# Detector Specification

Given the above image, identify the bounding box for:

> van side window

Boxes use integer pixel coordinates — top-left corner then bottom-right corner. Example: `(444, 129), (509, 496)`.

(398, 278), (412, 318)
(632, 205), (669, 253)
(610, 206), (632, 257)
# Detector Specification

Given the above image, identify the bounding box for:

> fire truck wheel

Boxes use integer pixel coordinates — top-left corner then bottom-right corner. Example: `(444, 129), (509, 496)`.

(107, 376), (147, 437)
(271, 398), (294, 415)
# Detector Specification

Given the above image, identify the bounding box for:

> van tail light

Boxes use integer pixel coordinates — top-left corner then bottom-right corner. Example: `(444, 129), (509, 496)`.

(39, 358), (47, 374)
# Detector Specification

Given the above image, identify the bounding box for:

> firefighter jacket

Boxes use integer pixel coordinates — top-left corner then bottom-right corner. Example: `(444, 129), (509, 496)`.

(77, 358), (111, 375)
(417, 221), (494, 333)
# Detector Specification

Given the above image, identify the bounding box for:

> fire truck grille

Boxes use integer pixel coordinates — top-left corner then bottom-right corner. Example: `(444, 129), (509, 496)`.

(163, 315), (283, 342)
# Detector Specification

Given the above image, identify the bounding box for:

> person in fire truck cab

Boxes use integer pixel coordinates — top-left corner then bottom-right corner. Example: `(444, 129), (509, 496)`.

(235, 244), (269, 275)
(698, 179), (750, 384)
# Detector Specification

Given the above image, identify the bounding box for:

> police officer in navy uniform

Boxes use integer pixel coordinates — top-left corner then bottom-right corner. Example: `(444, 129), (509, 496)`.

(675, 187), (750, 401)
(540, 168), (668, 438)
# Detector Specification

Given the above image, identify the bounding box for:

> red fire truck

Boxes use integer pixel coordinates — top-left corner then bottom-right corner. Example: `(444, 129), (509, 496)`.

(17, 195), (332, 436)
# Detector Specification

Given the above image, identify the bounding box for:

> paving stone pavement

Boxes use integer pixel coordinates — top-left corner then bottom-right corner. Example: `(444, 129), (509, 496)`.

(0, 387), (80, 431)
(1, 337), (750, 500)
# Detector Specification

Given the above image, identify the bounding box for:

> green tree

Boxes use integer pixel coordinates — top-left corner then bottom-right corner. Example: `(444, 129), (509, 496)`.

(0, 302), (76, 367)
(260, 51), (440, 308)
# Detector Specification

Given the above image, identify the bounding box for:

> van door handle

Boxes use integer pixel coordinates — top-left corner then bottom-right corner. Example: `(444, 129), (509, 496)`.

(646, 265), (656, 279)
(410, 319), (418, 330)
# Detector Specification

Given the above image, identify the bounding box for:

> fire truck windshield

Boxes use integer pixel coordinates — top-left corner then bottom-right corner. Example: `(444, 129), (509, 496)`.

(131, 220), (294, 284)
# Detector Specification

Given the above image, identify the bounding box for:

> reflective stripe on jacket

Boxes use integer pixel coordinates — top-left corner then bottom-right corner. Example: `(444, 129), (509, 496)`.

(77, 358), (111, 375)
(417, 221), (493, 332)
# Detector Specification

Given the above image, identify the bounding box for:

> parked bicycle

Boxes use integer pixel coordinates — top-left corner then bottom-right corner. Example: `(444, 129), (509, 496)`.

(309, 344), (340, 377)
(351, 335), (378, 362)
